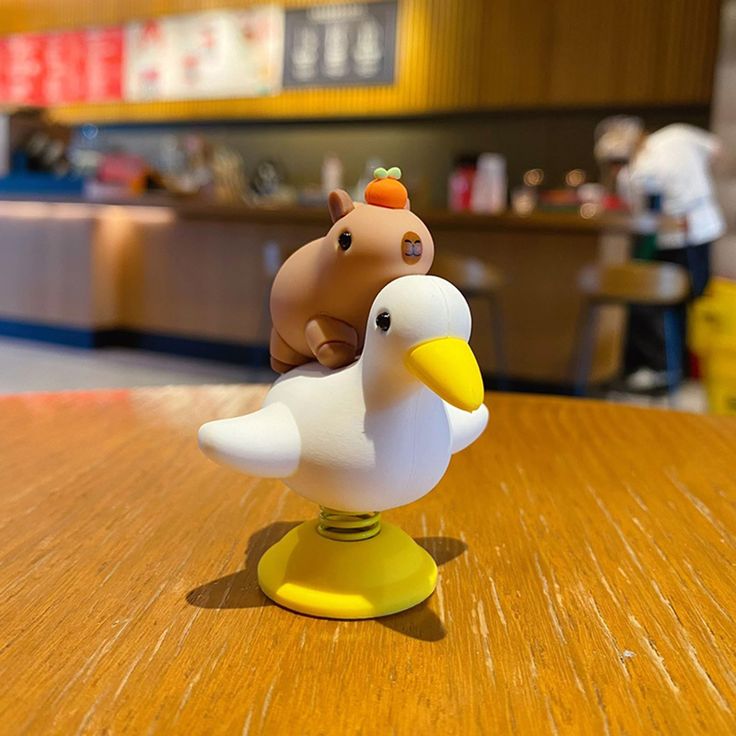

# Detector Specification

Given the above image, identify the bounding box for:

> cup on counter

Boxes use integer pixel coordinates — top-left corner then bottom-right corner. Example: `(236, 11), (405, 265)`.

(470, 153), (507, 214)
(448, 156), (476, 212)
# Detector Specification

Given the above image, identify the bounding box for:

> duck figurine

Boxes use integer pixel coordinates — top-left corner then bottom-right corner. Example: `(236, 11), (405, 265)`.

(199, 274), (489, 619)
(269, 167), (434, 373)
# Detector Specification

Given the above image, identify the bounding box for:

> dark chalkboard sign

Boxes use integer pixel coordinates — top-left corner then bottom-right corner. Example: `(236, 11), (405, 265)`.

(282, 1), (397, 89)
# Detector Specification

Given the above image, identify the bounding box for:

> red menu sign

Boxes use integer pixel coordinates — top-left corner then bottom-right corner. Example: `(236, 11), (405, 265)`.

(6, 33), (47, 105)
(45, 30), (87, 104)
(0, 26), (124, 105)
(86, 27), (124, 102)
(0, 39), (9, 102)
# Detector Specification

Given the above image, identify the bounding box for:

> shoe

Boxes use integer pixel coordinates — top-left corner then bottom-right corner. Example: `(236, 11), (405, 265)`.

(625, 368), (670, 392)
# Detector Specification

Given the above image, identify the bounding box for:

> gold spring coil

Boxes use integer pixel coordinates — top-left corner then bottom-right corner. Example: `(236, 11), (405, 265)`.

(318, 507), (382, 541)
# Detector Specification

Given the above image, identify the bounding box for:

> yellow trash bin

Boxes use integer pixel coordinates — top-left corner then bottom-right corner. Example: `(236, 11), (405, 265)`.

(689, 278), (736, 416)
(704, 341), (736, 416)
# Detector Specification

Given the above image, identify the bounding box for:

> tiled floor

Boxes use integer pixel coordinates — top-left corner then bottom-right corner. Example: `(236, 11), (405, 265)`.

(0, 337), (274, 394)
(0, 336), (708, 412)
(604, 381), (707, 413)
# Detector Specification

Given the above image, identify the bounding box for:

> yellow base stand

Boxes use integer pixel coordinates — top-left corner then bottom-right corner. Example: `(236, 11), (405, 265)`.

(257, 518), (437, 619)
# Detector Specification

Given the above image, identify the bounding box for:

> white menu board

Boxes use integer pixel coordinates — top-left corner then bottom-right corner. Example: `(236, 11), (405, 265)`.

(233, 5), (285, 97)
(124, 17), (178, 101)
(125, 6), (283, 102)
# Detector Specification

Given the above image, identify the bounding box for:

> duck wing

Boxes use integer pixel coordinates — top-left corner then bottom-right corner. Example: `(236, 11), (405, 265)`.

(444, 401), (489, 454)
(198, 402), (301, 478)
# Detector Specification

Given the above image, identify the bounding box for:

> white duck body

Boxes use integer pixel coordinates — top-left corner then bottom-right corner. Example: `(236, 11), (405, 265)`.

(199, 275), (488, 513)
(263, 364), (455, 512)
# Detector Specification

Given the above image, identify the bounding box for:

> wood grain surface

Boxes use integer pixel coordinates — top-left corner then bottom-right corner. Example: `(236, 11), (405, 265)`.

(1, 386), (736, 734)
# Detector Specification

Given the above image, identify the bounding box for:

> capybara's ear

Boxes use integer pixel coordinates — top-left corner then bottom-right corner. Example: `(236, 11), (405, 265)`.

(404, 197), (411, 211)
(328, 189), (355, 223)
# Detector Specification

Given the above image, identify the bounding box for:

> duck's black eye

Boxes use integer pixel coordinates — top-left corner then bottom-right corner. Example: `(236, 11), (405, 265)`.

(376, 311), (391, 332)
(338, 231), (352, 251)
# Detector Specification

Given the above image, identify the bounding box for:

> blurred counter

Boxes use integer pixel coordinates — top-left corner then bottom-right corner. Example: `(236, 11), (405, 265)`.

(174, 200), (631, 234)
(0, 193), (630, 232)
(0, 197), (631, 387)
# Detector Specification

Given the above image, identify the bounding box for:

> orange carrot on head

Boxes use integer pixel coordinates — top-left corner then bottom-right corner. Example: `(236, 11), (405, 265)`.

(364, 166), (408, 209)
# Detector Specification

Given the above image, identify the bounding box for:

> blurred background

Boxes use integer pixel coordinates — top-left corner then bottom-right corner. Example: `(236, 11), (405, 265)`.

(0, 0), (734, 413)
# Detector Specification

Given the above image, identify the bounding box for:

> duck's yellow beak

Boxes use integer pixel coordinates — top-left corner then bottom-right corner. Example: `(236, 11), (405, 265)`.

(405, 337), (484, 412)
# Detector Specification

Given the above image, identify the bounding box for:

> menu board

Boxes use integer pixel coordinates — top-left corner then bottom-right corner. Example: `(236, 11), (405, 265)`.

(5, 34), (47, 105)
(44, 31), (88, 104)
(0, 2), (404, 106)
(124, 17), (177, 101)
(0, 39), (9, 103)
(125, 7), (283, 102)
(86, 27), (125, 102)
(282, 1), (397, 88)
(233, 6), (285, 97)
(0, 4), (289, 106)
(173, 7), (283, 99)
(0, 27), (124, 106)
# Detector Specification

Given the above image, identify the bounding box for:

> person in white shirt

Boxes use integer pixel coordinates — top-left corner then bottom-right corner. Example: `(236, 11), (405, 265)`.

(620, 123), (725, 256)
(596, 119), (725, 390)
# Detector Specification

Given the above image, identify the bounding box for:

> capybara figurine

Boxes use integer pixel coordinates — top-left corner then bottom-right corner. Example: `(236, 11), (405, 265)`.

(269, 167), (435, 373)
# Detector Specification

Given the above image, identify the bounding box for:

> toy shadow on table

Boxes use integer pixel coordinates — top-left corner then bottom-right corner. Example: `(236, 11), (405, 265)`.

(186, 522), (466, 642)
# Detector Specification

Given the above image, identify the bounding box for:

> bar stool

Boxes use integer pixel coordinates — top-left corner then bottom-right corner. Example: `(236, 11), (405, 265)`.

(573, 261), (690, 397)
(432, 253), (508, 388)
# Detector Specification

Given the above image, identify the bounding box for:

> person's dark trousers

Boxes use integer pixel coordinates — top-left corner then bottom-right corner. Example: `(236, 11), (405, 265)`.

(624, 241), (712, 376)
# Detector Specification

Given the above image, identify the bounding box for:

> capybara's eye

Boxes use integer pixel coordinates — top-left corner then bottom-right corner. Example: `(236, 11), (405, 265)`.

(376, 311), (391, 332)
(338, 231), (352, 251)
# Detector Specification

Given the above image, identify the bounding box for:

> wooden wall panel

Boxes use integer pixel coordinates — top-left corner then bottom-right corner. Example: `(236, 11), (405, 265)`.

(544, 0), (722, 106)
(477, 0), (555, 108)
(0, 0), (722, 122)
(712, 0), (736, 279)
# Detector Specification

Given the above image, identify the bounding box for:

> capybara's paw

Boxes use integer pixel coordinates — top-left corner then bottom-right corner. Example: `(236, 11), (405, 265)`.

(315, 341), (358, 369)
(270, 356), (296, 374)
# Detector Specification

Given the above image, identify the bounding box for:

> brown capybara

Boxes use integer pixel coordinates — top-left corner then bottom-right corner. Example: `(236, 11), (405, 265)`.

(269, 170), (434, 373)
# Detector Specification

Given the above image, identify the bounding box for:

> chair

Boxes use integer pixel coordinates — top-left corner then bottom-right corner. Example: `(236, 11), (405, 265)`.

(432, 253), (508, 388)
(573, 261), (690, 397)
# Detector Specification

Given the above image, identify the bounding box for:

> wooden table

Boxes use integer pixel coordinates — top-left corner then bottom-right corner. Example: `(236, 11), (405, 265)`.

(2, 386), (735, 734)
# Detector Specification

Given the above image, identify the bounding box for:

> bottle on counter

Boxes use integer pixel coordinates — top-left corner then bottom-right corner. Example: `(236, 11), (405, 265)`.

(321, 153), (343, 196)
(354, 157), (383, 202)
(470, 153), (507, 214)
(447, 155), (476, 212)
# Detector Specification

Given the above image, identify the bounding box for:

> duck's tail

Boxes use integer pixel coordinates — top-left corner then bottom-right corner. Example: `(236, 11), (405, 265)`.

(198, 402), (301, 478)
